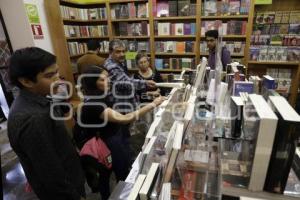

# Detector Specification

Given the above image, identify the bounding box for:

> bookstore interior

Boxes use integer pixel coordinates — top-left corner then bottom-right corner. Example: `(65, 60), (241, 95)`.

(1, 0), (300, 200)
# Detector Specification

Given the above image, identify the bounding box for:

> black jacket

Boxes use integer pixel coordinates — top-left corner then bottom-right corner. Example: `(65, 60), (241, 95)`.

(8, 90), (85, 200)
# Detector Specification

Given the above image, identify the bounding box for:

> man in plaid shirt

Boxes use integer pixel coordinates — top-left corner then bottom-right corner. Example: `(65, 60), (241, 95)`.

(104, 39), (156, 113)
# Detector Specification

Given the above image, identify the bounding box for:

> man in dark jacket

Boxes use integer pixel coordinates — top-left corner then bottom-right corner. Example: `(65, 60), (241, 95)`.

(7, 47), (85, 200)
(205, 30), (231, 70)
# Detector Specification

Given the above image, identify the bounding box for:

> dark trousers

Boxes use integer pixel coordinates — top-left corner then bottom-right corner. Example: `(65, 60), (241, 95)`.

(105, 128), (131, 181)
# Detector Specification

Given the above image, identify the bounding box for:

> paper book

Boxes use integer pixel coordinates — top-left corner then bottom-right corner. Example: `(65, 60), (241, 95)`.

(155, 83), (185, 88)
(157, 1), (169, 17)
(109, 181), (134, 200)
(178, 0), (190, 16)
(158, 23), (170, 35)
(233, 81), (254, 96)
(229, 0), (240, 15)
(146, 118), (161, 139)
(139, 163), (160, 200)
(245, 94), (278, 191)
(159, 183), (171, 200)
(137, 3), (148, 18)
(128, 174), (146, 200)
(168, 0), (177, 17)
(173, 121), (184, 150)
(175, 23), (184, 35)
(204, 0), (217, 16)
(143, 136), (157, 154)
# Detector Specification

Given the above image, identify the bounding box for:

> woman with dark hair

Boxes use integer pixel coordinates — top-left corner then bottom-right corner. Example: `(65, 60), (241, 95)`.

(76, 65), (164, 200)
(134, 53), (165, 103)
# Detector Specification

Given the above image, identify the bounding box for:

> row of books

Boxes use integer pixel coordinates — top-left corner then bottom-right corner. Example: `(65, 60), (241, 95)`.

(64, 25), (108, 38)
(203, 0), (250, 16)
(111, 3), (148, 19)
(154, 0), (196, 17)
(201, 20), (247, 36)
(67, 41), (109, 56)
(155, 58), (195, 69)
(250, 34), (300, 46)
(265, 68), (292, 94)
(124, 40), (150, 52)
(155, 41), (194, 53)
(155, 22), (196, 36)
(255, 11), (300, 25)
(200, 41), (245, 55)
(250, 46), (300, 62)
(60, 6), (107, 20)
(116, 22), (149, 36)
(253, 24), (300, 35)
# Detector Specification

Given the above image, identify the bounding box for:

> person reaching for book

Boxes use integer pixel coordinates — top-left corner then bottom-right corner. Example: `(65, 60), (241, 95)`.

(75, 65), (165, 200)
(205, 30), (231, 70)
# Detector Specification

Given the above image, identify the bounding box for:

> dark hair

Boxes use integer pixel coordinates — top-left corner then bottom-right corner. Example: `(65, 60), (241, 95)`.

(9, 47), (56, 88)
(81, 65), (107, 96)
(135, 52), (148, 64)
(87, 40), (100, 51)
(205, 30), (219, 39)
(109, 39), (126, 52)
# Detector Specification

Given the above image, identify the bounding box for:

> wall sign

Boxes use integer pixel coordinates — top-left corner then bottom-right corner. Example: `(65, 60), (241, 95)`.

(255, 0), (272, 4)
(25, 3), (44, 39)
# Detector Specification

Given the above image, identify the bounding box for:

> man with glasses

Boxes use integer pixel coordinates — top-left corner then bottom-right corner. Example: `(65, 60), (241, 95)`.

(205, 30), (231, 70)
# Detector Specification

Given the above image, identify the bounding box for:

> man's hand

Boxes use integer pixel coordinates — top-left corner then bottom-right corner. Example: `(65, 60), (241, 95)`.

(146, 80), (156, 89)
(152, 96), (167, 107)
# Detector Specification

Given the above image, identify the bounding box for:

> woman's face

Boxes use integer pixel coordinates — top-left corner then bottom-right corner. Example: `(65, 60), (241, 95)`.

(96, 71), (109, 93)
(138, 56), (150, 71)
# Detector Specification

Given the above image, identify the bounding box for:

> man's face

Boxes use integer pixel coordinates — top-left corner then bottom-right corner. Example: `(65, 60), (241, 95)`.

(111, 46), (126, 63)
(206, 36), (216, 51)
(32, 64), (60, 96)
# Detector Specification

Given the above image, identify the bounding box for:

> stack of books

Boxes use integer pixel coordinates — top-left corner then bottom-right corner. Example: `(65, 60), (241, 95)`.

(64, 25), (108, 37)
(153, 0), (197, 17)
(155, 22), (196, 36)
(124, 40), (150, 52)
(111, 3), (148, 19)
(200, 41), (245, 55)
(155, 41), (195, 53)
(60, 6), (107, 20)
(67, 41), (109, 56)
(116, 22), (149, 36)
(155, 58), (195, 69)
(201, 20), (247, 36)
(250, 10), (300, 62)
(202, 0), (251, 16)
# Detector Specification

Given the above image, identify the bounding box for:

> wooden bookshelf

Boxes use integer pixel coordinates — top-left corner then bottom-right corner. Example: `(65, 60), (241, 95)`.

(248, 61), (300, 66)
(153, 16), (196, 21)
(156, 52), (195, 56)
(155, 35), (196, 39)
(70, 52), (109, 58)
(201, 15), (249, 19)
(200, 53), (245, 57)
(201, 35), (247, 39)
(66, 36), (109, 40)
(109, 0), (148, 3)
(111, 18), (149, 22)
(46, 0), (300, 107)
(63, 18), (107, 23)
(114, 35), (149, 39)
(60, 0), (106, 5)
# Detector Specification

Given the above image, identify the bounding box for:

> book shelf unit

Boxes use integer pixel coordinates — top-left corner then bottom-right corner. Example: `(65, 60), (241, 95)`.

(246, 0), (300, 106)
(45, 0), (299, 105)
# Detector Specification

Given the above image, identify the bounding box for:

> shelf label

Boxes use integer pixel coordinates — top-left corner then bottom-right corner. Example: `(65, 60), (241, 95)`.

(125, 52), (138, 60)
(255, 0), (272, 4)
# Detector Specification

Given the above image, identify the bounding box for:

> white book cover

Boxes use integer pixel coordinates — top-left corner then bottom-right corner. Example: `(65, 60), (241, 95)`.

(139, 163), (160, 200)
(175, 23), (184, 35)
(146, 117), (161, 139)
(248, 94), (278, 192)
(143, 136), (157, 154)
(173, 121), (184, 150)
(158, 23), (170, 35)
(128, 174), (146, 200)
(159, 183), (171, 200)
(269, 96), (300, 122)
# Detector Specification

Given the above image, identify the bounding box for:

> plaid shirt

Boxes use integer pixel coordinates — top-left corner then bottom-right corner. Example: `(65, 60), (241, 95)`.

(104, 56), (147, 113)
